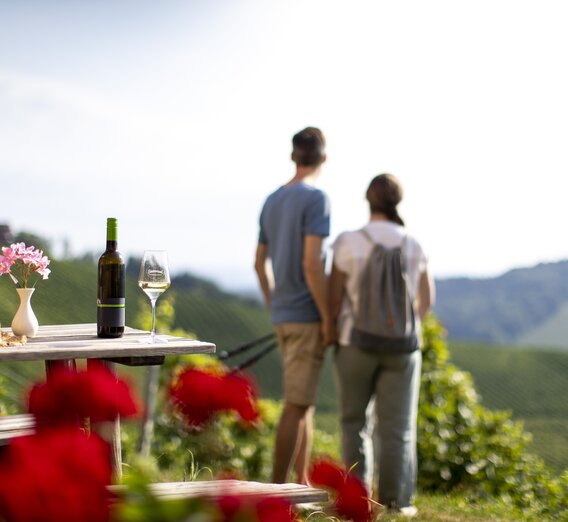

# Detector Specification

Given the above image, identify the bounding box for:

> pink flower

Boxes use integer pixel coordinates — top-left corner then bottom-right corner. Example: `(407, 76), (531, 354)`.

(0, 242), (51, 287)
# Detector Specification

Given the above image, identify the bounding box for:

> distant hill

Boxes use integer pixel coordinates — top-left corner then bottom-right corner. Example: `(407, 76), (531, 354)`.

(434, 260), (568, 348)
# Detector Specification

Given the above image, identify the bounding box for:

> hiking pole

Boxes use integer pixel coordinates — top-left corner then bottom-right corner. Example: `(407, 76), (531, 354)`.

(231, 340), (278, 372)
(217, 332), (275, 361)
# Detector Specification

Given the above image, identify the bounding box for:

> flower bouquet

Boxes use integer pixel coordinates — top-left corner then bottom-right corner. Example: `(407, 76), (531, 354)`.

(0, 242), (51, 288)
(0, 242), (51, 338)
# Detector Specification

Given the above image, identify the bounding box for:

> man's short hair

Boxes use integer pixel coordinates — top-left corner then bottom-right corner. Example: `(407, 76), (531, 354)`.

(291, 127), (326, 167)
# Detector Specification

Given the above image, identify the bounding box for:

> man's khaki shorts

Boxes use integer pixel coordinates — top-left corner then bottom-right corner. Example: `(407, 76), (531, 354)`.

(274, 322), (326, 407)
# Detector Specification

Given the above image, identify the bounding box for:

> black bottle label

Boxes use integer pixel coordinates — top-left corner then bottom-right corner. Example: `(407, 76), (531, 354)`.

(97, 298), (125, 327)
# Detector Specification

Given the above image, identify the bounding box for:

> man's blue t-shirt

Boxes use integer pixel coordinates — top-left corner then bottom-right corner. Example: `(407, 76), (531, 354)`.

(258, 182), (330, 324)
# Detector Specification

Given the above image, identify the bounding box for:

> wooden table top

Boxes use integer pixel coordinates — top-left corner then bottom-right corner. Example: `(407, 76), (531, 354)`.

(0, 323), (216, 362)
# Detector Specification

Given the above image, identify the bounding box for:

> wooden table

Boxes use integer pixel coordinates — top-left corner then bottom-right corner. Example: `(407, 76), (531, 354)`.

(0, 323), (216, 477)
(1, 325), (331, 506)
(0, 323), (215, 364)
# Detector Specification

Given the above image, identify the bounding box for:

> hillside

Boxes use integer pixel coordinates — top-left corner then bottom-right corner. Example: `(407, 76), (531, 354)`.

(434, 259), (568, 347)
(449, 340), (568, 471)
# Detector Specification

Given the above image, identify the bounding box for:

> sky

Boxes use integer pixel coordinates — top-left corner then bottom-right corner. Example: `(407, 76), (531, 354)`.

(1, 0), (567, 292)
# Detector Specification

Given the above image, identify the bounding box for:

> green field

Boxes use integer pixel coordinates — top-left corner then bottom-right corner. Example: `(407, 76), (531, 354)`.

(449, 340), (568, 472)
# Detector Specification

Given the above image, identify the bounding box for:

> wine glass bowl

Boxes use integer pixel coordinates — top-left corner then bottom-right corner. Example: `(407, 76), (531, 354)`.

(138, 250), (170, 343)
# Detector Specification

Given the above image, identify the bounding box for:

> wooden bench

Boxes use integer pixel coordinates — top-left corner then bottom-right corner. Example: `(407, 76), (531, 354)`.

(0, 414), (35, 446)
(1, 421), (329, 506)
(111, 479), (328, 505)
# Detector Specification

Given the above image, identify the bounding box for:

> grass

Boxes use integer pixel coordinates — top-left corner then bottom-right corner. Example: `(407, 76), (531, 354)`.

(296, 492), (557, 521)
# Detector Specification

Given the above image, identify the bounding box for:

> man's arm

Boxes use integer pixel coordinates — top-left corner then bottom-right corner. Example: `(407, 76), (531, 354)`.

(254, 243), (272, 310)
(303, 235), (334, 346)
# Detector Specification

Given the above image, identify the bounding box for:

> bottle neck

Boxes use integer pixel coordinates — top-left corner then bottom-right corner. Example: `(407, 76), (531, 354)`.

(106, 219), (118, 248)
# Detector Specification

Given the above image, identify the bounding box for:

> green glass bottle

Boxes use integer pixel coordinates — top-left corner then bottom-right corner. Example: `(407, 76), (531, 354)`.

(97, 217), (125, 338)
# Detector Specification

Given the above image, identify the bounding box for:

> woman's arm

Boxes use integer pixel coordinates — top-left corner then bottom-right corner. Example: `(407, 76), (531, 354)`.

(416, 268), (435, 321)
(329, 262), (347, 323)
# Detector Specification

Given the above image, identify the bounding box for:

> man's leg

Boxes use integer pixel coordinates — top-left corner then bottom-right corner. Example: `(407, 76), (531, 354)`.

(273, 401), (312, 483)
(293, 405), (314, 484)
(273, 322), (324, 484)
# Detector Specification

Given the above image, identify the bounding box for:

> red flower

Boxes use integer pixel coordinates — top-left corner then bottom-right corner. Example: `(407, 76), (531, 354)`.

(309, 457), (346, 491)
(336, 475), (372, 522)
(255, 496), (297, 522)
(27, 363), (140, 427)
(214, 494), (296, 522)
(309, 457), (371, 522)
(216, 494), (243, 521)
(0, 428), (113, 522)
(169, 367), (259, 428)
(223, 372), (260, 424)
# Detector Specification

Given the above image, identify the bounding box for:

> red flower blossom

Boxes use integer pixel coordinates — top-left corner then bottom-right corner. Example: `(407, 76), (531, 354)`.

(255, 496), (297, 522)
(309, 457), (346, 491)
(214, 494), (296, 522)
(0, 427), (113, 522)
(309, 457), (371, 522)
(169, 367), (259, 428)
(336, 474), (372, 522)
(223, 372), (260, 424)
(216, 494), (243, 521)
(27, 363), (140, 427)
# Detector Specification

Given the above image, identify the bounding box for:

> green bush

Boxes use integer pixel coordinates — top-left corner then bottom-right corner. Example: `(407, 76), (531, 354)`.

(418, 316), (567, 516)
(121, 349), (337, 485)
(119, 351), (277, 483)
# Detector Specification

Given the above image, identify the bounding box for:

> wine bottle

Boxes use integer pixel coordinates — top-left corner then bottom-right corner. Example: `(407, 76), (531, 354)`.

(97, 217), (125, 338)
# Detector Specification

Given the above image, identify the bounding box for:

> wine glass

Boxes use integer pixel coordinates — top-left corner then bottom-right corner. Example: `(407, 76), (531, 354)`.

(138, 250), (170, 344)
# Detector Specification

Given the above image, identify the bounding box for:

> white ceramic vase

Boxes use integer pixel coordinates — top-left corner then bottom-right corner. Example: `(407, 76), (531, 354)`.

(11, 288), (39, 338)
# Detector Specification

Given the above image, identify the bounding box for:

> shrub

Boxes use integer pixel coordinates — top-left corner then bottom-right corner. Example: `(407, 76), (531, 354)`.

(418, 316), (566, 516)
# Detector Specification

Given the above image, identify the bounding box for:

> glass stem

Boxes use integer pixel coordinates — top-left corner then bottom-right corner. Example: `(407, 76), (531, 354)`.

(150, 298), (157, 341)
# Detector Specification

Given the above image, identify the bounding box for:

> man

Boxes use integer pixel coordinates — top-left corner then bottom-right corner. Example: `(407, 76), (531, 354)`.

(255, 126), (333, 484)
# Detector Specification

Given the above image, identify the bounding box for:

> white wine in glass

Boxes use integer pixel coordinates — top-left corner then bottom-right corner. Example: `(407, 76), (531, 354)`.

(138, 250), (170, 343)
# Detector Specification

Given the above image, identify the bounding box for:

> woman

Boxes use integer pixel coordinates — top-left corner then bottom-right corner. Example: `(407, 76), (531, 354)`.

(329, 173), (434, 516)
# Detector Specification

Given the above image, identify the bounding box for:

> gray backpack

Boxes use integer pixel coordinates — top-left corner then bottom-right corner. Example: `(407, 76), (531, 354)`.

(350, 229), (418, 353)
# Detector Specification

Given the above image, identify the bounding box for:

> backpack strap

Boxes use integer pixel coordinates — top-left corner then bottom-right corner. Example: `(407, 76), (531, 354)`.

(401, 235), (409, 277)
(358, 227), (374, 245)
(358, 228), (408, 276)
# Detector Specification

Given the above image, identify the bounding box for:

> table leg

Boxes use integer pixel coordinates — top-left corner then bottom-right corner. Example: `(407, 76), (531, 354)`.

(138, 365), (160, 456)
(45, 359), (77, 377)
(87, 359), (122, 481)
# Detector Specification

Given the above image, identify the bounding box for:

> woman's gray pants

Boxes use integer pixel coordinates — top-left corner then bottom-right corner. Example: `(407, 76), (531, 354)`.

(334, 345), (422, 508)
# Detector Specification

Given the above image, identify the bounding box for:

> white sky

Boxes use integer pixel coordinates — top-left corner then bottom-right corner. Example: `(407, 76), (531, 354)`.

(1, 0), (567, 291)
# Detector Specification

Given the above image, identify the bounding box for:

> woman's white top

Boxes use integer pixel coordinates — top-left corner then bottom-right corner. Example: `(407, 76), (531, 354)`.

(331, 221), (429, 346)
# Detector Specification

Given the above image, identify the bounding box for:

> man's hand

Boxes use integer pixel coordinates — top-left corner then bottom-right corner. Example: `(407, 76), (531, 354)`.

(321, 317), (337, 348)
